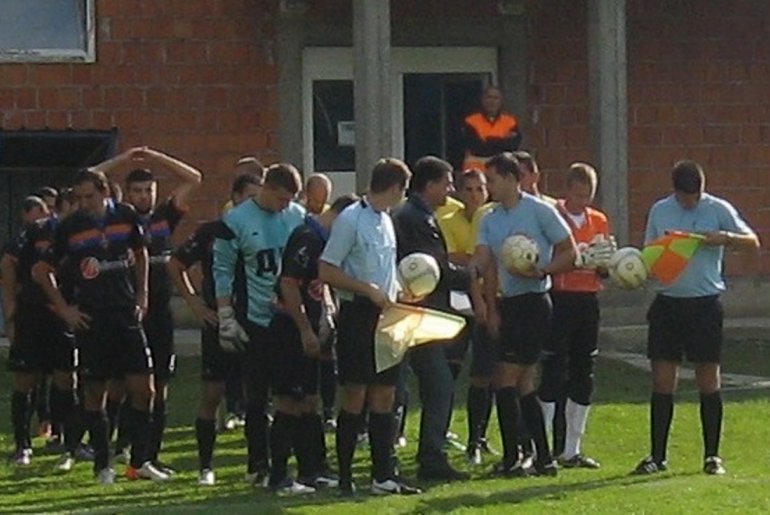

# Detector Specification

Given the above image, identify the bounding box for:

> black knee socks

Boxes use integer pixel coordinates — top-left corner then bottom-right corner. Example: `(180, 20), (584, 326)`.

(495, 387), (520, 467)
(520, 392), (553, 465)
(700, 390), (723, 459)
(11, 391), (32, 451)
(651, 392), (674, 463)
(336, 410), (362, 482)
(195, 417), (217, 471)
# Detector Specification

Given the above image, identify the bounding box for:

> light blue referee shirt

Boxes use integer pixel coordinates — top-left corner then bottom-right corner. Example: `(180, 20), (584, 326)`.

(214, 199), (305, 327)
(478, 192), (572, 297)
(644, 193), (755, 298)
(320, 199), (399, 303)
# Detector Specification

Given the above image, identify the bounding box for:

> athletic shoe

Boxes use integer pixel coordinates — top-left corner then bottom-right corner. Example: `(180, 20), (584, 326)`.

(338, 477), (357, 497)
(466, 444), (483, 466)
(559, 454), (601, 469)
(444, 432), (467, 453)
(271, 477), (316, 496)
(632, 456), (668, 475)
(151, 460), (176, 476)
(125, 461), (171, 481)
(323, 417), (337, 433)
(703, 456), (726, 475)
(14, 448), (32, 467)
(417, 464), (470, 481)
(56, 453), (76, 473)
(245, 469), (269, 487)
(198, 468), (216, 486)
(76, 444), (95, 462)
(96, 467), (116, 485)
(534, 460), (559, 477)
(45, 435), (64, 453)
(479, 439), (500, 456)
(114, 447), (130, 465)
(38, 421), (52, 439)
(396, 435), (408, 448)
(224, 413), (244, 431)
(300, 471), (340, 489)
(371, 477), (422, 496)
(492, 460), (533, 478)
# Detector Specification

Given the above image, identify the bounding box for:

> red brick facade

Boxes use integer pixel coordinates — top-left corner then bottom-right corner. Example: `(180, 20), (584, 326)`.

(1, 0), (767, 273)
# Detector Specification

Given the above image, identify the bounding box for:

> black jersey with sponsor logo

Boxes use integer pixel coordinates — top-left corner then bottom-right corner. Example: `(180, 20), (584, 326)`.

(140, 198), (185, 313)
(275, 216), (329, 332)
(3, 217), (58, 308)
(45, 200), (146, 311)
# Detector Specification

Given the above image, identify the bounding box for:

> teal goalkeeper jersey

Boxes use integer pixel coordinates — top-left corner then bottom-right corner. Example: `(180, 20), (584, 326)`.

(213, 199), (305, 327)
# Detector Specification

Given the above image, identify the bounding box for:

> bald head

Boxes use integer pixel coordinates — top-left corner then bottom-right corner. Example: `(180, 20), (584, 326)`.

(305, 173), (332, 214)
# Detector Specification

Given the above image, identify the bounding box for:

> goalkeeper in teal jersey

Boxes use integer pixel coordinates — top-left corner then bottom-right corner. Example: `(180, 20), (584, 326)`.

(213, 163), (305, 483)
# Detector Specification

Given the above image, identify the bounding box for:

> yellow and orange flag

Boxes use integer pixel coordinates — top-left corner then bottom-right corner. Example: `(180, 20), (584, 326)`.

(641, 231), (705, 285)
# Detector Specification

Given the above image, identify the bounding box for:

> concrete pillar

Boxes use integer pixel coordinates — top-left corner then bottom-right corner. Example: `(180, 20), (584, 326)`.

(353, 0), (392, 192)
(588, 0), (629, 243)
(277, 14), (305, 168)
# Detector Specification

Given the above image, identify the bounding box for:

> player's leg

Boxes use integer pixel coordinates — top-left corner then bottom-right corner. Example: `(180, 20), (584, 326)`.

(319, 358), (337, 431)
(240, 321), (271, 483)
(690, 295), (725, 475)
(105, 379), (128, 461)
(144, 311), (176, 473)
(560, 293), (601, 468)
(466, 323), (497, 463)
(10, 372), (37, 465)
(82, 378), (113, 483)
(635, 295), (683, 474)
(337, 383), (367, 494)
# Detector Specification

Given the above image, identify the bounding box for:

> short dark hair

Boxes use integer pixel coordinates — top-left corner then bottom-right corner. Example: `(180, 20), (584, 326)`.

(235, 156), (265, 178)
(263, 163), (302, 195)
(411, 156), (452, 193)
(231, 172), (262, 196)
(512, 150), (538, 175)
(369, 158), (411, 194)
(55, 187), (75, 211)
(329, 193), (359, 214)
(74, 168), (110, 193)
(457, 168), (486, 189)
(486, 152), (522, 181)
(21, 195), (47, 214)
(126, 168), (155, 185)
(671, 160), (705, 194)
(35, 186), (58, 200)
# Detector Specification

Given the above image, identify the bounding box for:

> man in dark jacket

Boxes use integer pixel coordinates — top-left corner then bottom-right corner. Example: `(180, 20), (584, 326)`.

(392, 156), (470, 480)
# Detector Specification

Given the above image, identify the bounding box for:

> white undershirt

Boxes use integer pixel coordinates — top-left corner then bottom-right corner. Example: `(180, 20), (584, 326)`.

(566, 211), (587, 228)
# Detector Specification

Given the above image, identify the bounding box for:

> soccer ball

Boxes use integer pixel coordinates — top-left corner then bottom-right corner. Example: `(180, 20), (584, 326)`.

(500, 234), (539, 274)
(398, 252), (441, 298)
(608, 247), (648, 289)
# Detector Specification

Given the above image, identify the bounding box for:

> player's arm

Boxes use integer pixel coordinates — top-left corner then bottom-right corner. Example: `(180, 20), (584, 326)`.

(32, 261), (91, 331)
(468, 244), (492, 322)
(141, 147), (203, 209)
(168, 256), (217, 327)
(543, 235), (578, 276)
(704, 204), (760, 250)
(0, 253), (18, 341)
(133, 247), (149, 319)
(90, 148), (135, 176)
(280, 277), (320, 357)
(213, 231), (238, 309)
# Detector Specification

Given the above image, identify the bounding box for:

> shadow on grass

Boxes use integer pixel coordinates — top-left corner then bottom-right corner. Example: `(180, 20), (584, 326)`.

(412, 471), (698, 513)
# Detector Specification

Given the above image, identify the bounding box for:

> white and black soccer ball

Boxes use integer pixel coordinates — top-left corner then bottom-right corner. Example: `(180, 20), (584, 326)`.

(608, 246), (648, 290)
(500, 234), (539, 274)
(397, 252), (441, 298)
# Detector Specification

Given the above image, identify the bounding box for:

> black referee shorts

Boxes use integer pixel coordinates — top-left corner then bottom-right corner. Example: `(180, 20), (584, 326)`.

(647, 294), (723, 364)
(336, 297), (400, 387)
(267, 312), (320, 400)
(498, 292), (553, 366)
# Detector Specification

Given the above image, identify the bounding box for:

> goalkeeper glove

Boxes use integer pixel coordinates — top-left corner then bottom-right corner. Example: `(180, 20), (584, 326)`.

(218, 306), (248, 352)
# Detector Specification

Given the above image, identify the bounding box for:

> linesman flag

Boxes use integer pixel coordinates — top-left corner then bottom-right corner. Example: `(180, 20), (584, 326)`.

(641, 230), (705, 285)
(374, 303), (467, 373)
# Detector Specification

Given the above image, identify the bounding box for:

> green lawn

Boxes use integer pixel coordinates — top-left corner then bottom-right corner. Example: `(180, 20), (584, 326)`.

(1, 353), (770, 514)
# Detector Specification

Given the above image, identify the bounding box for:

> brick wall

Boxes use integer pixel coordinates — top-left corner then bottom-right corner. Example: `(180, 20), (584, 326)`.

(0, 0), (278, 238)
(527, 0), (769, 275)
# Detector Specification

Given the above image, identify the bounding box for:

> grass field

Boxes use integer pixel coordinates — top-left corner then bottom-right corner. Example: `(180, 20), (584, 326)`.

(1, 348), (770, 514)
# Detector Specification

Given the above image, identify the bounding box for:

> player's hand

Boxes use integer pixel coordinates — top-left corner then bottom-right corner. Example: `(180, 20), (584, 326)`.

(59, 305), (92, 331)
(218, 306), (248, 352)
(366, 285), (391, 310)
(575, 234), (617, 269)
(300, 327), (321, 358)
(472, 295), (487, 325)
(702, 231), (731, 247)
(191, 297), (218, 327)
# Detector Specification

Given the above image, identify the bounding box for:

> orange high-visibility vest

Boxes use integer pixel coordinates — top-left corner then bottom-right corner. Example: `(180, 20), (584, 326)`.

(551, 201), (610, 293)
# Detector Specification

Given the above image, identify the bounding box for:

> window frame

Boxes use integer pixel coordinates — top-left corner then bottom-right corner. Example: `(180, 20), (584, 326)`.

(0, 0), (96, 64)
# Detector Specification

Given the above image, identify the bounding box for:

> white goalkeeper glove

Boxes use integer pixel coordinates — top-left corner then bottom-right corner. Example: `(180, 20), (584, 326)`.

(218, 306), (248, 352)
(575, 234), (617, 269)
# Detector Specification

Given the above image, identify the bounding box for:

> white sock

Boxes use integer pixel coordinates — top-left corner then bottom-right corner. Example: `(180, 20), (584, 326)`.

(539, 400), (556, 437)
(563, 398), (590, 459)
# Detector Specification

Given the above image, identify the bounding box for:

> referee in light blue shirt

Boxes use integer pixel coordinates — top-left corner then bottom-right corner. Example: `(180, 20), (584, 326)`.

(319, 158), (420, 497)
(633, 160), (759, 477)
(469, 152), (577, 477)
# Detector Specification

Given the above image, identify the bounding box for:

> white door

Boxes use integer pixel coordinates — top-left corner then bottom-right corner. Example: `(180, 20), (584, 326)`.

(302, 47), (497, 194)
